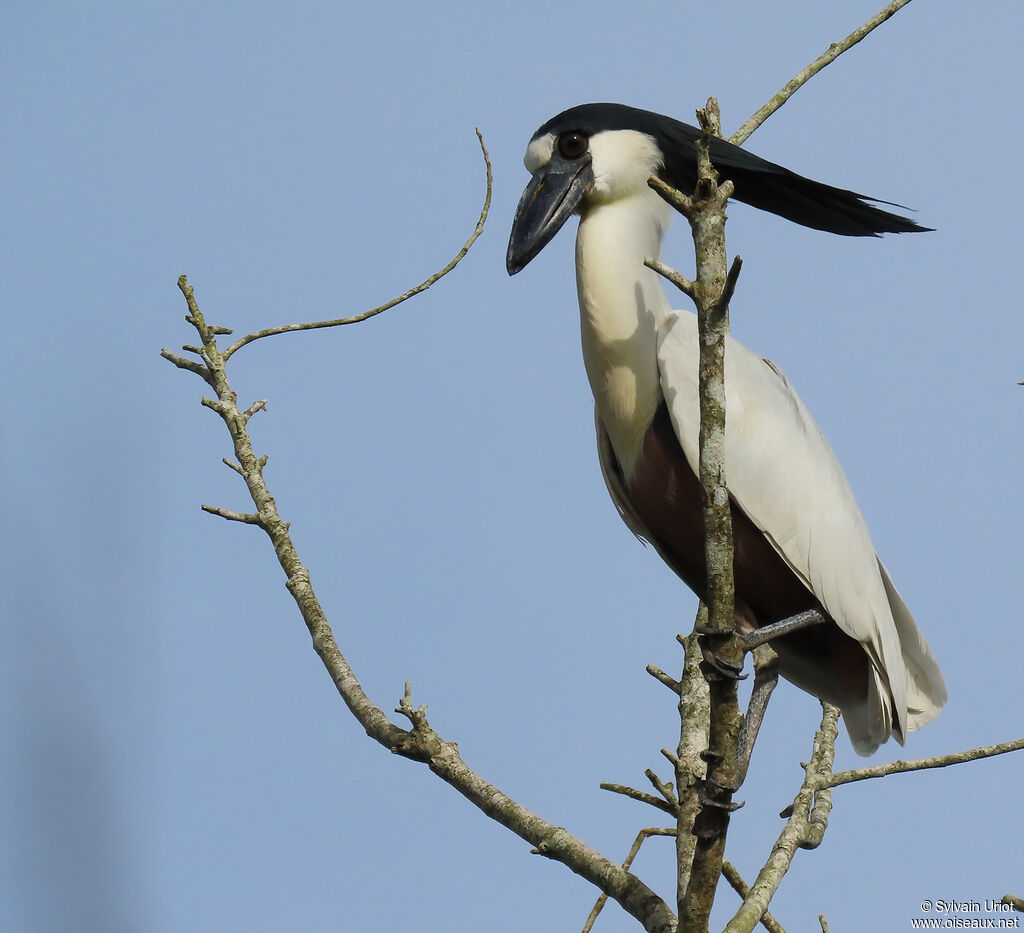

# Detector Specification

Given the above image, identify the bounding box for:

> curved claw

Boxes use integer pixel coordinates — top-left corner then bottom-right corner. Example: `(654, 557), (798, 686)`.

(698, 787), (745, 812)
(698, 638), (748, 681)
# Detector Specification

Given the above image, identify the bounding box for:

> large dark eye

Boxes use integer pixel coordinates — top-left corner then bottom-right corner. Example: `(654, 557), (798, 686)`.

(557, 132), (588, 160)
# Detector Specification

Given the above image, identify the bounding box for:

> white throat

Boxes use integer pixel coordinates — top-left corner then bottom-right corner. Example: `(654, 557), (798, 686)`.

(575, 185), (672, 478)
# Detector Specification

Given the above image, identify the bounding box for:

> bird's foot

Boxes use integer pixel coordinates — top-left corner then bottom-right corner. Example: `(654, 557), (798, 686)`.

(697, 785), (744, 811)
(694, 623), (748, 680)
(697, 639), (747, 681)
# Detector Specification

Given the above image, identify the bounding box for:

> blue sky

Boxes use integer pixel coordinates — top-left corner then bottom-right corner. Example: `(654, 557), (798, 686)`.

(3, 2), (1021, 931)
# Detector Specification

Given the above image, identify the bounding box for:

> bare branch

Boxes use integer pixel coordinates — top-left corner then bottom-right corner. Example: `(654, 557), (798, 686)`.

(165, 277), (676, 933)
(201, 504), (263, 525)
(601, 782), (676, 816)
(1002, 895), (1024, 913)
(222, 457), (244, 476)
(648, 174), (695, 217)
(818, 916), (831, 933)
(824, 736), (1024, 788)
(644, 256), (697, 303)
(645, 768), (678, 808)
(647, 664), (681, 694)
(716, 256), (744, 315)
(241, 399), (268, 424)
(394, 681), (429, 728)
(800, 761), (833, 852)
(220, 130), (492, 360)
(200, 396), (227, 415)
(721, 861), (787, 933)
(159, 348), (214, 386)
(697, 98), (722, 139)
(730, 0), (917, 145)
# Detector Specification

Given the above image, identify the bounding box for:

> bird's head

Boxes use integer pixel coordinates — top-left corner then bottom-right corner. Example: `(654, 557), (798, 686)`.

(507, 102), (930, 267)
(506, 104), (668, 275)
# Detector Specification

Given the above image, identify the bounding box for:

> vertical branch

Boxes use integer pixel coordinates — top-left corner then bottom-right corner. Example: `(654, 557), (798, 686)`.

(674, 627), (711, 899)
(682, 101), (743, 933)
(651, 98), (744, 933)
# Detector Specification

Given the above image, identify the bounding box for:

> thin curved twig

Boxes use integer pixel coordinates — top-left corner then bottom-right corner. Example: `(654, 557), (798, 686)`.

(219, 129), (492, 360)
(730, 0), (916, 146)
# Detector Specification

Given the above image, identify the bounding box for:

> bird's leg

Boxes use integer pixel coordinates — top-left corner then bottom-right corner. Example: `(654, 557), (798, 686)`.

(694, 604), (817, 793)
(723, 610), (824, 786)
(696, 598), (784, 792)
(697, 644), (780, 795)
(734, 645), (780, 785)
(738, 608), (826, 650)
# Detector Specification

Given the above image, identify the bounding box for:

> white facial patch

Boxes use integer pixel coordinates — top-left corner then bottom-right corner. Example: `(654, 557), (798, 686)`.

(587, 130), (663, 203)
(524, 133), (555, 174)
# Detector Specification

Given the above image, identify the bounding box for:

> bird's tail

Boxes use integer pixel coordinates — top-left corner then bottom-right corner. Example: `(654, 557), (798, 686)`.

(877, 560), (947, 730)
